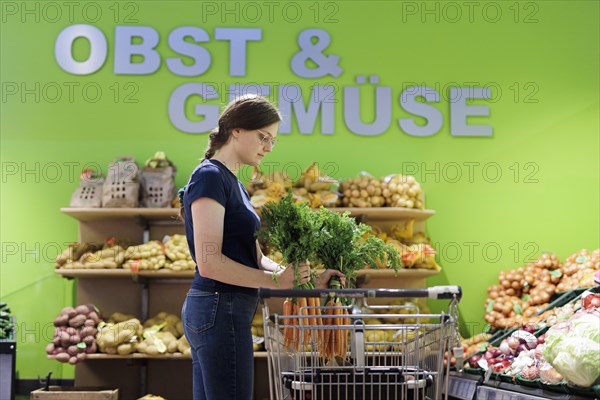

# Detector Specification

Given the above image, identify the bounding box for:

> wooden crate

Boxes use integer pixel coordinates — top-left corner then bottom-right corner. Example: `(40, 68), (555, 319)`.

(31, 386), (118, 400)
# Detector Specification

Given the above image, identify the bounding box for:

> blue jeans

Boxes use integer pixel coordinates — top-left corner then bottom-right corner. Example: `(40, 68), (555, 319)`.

(181, 289), (259, 400)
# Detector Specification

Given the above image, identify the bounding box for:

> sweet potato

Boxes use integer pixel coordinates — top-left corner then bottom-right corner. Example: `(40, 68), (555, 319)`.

(68, 315), (86, 328)
(55, 353), (70, 363)
(75, 305), (90, 316)
(54, 314), (69, 326)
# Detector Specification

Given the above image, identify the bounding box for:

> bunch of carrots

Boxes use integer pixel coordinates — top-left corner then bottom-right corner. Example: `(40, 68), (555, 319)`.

(282, 281), (351, 360)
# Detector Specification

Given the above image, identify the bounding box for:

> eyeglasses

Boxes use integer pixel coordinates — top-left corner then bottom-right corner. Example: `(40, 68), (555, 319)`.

(256, 129), (278, 147)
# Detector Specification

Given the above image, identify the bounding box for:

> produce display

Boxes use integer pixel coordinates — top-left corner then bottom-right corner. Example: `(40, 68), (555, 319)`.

(247, 163), (339, 209)
(137, 331), (178, 355)
(464, 286), (600, 395)
(56, 241), (129, 269)
(0, 302), (14, 340)
(483, 250), (599, 330)
(143, 312), (184, 339)
(164, 234), (195, 271)
(557, 249), (600, 291)
(381, 174), (424, 209)
(123, 241), (166, 270)
(96, 318), (143, 355)
(46, 304), (101, 364)
(339, 175), (385, 208)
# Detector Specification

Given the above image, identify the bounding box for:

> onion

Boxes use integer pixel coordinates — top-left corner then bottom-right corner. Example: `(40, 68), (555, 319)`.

(521, 365), (540, 380)
(516, 344), (529, 354)
(540, 362), (563, 384)
(484, 350), (494, 360)
(488, 357), (497, 365)
(537, 334), (546, 344)
(499, 340), (512, 355)
(468, 354), (482, 368)
(507, 337), (520, 350)
(492, 348), (503, 358)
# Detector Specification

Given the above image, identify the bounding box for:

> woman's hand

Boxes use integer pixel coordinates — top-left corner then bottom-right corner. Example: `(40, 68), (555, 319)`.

(315, 269), (346, 289)
(276, 261), (310, 288)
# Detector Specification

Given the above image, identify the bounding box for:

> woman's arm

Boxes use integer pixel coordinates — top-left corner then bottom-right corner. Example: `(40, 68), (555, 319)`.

(191, 198), (307, 289)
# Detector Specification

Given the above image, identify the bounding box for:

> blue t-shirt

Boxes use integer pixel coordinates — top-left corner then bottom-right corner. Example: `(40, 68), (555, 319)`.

(182, 159), (261, 296)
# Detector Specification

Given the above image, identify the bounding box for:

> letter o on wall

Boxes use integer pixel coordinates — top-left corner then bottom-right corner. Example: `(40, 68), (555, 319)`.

(55, 24), (107, 75)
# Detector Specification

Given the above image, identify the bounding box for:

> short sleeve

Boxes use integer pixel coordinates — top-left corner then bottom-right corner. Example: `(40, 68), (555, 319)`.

(184, 165), (228, 208)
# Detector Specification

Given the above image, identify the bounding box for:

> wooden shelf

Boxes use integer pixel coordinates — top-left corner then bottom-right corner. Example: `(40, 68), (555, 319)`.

(61, 206), (434, 223)
(49, 351), (268, 360)
(61, 207), (181, 222)
(56, 268), (438, 279)
(55, 269), (195, 279)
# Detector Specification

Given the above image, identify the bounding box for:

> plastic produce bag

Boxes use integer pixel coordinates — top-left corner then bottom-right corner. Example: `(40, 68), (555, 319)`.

(542, 311), (600, 387)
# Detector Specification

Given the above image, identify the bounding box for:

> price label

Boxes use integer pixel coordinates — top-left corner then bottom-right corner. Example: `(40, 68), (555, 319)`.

(448, 376), (477, 400)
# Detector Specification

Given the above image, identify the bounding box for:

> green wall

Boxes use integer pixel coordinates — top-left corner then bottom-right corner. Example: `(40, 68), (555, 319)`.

(1, 1), (598, 379)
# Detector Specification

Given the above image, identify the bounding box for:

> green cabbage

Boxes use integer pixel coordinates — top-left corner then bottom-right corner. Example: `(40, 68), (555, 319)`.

(542, 312), (600, 387)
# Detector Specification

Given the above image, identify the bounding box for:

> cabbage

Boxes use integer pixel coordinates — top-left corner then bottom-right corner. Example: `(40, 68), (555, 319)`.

(542, 312), (600, 387)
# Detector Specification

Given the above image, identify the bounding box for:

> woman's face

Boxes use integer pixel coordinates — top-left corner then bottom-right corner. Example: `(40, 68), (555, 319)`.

(234, 122), (279, 166)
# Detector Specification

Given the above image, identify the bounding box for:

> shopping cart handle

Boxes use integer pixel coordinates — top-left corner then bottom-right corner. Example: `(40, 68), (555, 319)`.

(258, 286), (461, 301)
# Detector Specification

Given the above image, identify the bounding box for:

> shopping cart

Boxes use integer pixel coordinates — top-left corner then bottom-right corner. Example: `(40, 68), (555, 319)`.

(259, 286), (462, 400)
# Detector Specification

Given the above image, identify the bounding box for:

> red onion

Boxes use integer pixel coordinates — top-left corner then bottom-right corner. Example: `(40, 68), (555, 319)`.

(537, 334), (546, 344)
(484, 350), (494, 360)
(516, 344), (529, 354)
(492, 348), (503, 358)
(468, 354), (482, 368)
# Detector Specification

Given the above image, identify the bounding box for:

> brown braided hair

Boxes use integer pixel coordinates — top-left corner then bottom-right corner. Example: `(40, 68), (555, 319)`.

(179, 95), (281, 221)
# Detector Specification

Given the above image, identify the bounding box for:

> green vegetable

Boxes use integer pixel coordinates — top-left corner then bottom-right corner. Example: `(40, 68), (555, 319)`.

(259, 192), (321, 288)
(542, 312), (600, 386)
(313, 207), (401, 287)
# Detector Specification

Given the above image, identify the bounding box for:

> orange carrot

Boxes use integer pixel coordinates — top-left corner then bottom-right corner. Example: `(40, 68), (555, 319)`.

(283, 298), (293, 350)
(314, 297), (324, 353)
(322, 300), (335, 358)
(298, 297), (310, 345)
(307, 297), (316, 346)
(291, 301), (299, 351)
(333, 302), (343, 357)
(340, 308), (349, 358)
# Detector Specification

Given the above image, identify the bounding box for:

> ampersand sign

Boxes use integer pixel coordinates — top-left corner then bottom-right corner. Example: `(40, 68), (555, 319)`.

(291, 29), (343, 78)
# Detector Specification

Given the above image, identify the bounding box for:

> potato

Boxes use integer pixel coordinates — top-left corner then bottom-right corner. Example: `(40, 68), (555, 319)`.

(85, 342), (97, 354)
(59, 331), (70, 343)
(65, 327), (77, 336)
(83, 335), (95, 345)
(81, 326), (97, 337)
(61, 307), (77, 318)
(54, 314), (69, 326)
(68, 356), (78, 365)
(55, 353), (70, 363)
(45, 343), (56, 355)
(75, 305), (91, 316)
(68, 345), (81, 356)
(69, 314), (86, 328)
(88, 311), (100, 324)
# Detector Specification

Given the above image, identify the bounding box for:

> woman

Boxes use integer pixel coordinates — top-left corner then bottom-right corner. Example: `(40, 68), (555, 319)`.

(180, 95), (344, 400)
